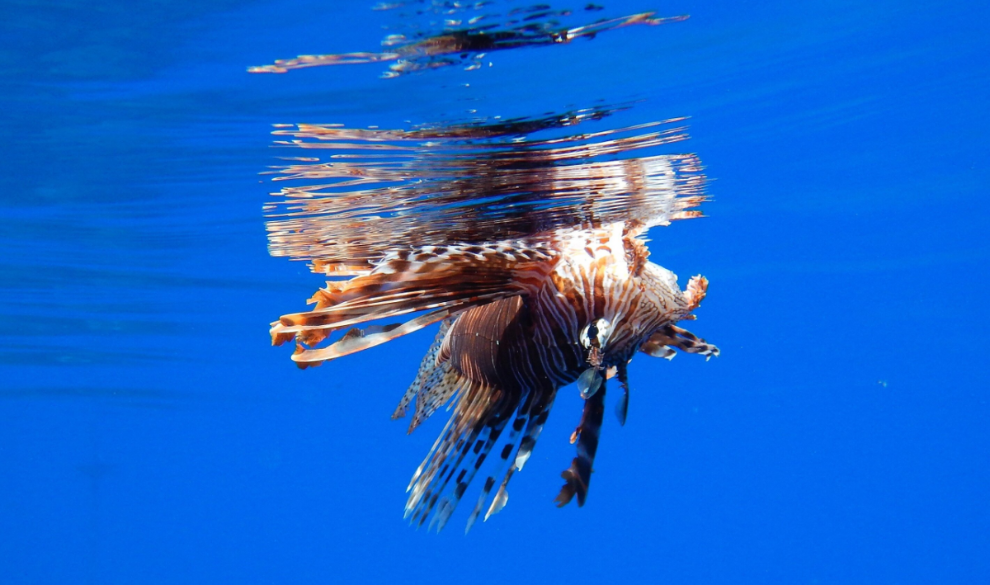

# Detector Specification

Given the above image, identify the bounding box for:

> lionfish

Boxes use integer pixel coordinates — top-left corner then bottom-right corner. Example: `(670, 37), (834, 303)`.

(265, 106), (719, 532)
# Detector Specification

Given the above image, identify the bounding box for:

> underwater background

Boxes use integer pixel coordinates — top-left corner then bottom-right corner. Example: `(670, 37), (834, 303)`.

(1, 0), (988, 583)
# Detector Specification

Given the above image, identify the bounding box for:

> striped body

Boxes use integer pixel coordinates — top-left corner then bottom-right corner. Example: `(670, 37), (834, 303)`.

(448, 224), (693, 393)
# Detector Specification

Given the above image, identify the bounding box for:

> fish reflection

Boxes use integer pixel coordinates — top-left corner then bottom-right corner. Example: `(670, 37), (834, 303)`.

(249, 10), (686, 77)
(266, 109), (718, 532)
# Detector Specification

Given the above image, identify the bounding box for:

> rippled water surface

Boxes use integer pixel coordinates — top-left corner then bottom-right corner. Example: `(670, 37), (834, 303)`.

(2, 0), (988, 583)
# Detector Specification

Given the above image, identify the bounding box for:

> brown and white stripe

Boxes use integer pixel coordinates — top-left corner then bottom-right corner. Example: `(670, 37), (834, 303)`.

(271, 223), (716, 531)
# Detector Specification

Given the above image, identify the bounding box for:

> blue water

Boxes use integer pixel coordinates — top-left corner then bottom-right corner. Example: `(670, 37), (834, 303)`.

(2, 0), (988, 583)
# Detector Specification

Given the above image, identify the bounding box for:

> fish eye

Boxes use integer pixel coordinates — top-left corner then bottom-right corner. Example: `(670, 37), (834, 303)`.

(579, 318), (611, 349)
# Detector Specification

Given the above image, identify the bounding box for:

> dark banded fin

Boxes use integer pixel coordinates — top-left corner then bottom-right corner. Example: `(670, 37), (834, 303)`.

(466, 389), (556, 532)
(642, 324), (719, 360)
(556, 379), (606, 508)
(428, 417), (507, 533)
(405, 381), (490, 527)
(464, 406), (527, 532)
(404, 377), (521, 531)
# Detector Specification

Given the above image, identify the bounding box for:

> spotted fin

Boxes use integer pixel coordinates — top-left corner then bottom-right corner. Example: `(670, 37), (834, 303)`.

(393, 318), (458, 430)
